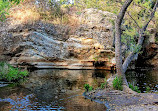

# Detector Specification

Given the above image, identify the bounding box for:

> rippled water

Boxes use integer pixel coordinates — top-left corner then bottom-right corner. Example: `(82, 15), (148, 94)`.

(0, 69), (157, 110)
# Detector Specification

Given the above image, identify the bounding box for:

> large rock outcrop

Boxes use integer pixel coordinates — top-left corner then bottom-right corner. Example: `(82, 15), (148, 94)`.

(0, 8), (116, 70)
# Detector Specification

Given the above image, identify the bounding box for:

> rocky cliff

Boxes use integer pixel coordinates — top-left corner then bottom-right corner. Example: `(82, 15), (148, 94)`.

(0, 8), (116, 70)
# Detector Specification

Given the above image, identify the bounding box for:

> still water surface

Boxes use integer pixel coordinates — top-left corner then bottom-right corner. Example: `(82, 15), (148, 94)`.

(0, 69), (157, 110)
(0, 70), (110, 111)
(126, 69), (158, 93)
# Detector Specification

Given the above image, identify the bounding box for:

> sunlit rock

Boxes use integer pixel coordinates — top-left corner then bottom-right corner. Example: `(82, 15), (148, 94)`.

(0, 8), (116, 70)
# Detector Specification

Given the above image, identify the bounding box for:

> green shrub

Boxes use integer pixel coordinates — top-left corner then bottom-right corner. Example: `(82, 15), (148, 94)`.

(19, 70), (29, 77)
(112, 76), (123, 91)
(146, 86), (151, 93)
(129, 83), (141, 93)
(74, 0), (120, 14)
(100, 78), (107, 89)
(0, 62), (29, 82)
(100, 83), (106, 89)
(84, 84), (93, 92)
(89, 86), (93, 91)
(84, 84), (90, 92)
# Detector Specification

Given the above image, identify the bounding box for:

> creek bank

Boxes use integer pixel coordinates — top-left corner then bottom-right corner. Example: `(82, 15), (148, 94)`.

(84, 88), (158, 111)
(84, 74), (158, 111)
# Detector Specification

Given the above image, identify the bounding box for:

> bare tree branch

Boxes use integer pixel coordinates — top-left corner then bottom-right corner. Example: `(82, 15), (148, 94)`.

(127, 12), (140, 29)
(143, 0), (158, 32)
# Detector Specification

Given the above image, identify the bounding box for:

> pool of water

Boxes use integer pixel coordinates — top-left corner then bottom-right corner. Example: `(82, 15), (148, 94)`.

(0, 69), (157, 110)
(126, 69), (158, 93)
(0, 69), (111, 111)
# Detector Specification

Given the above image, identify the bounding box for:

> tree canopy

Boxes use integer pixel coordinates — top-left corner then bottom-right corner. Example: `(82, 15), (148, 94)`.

(115, 0), (158, 91)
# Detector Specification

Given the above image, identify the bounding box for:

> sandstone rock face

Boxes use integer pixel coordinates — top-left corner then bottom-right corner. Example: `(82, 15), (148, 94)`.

(0, 8), (116, 70)
(76, 8), (116, 50)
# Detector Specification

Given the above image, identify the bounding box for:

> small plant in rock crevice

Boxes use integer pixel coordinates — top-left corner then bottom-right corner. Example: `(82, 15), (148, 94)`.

(100, 78), (107, 89)
(112, 76), (123, 91)
(146, 86), (151, 93)
(84, 84), (93, 92)
(100, 83), (106, 89)
(129, 83), (141, 93)
(89, 86), (93, 91)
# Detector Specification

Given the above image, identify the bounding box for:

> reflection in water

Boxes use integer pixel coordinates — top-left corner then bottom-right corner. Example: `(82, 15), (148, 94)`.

(0, 69), (157, 110)
(0, 69), (111, 111)
(126, 69), (158, 92)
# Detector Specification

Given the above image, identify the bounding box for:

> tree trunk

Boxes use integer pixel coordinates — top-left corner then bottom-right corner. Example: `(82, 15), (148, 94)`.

(115, 0), (133, 86)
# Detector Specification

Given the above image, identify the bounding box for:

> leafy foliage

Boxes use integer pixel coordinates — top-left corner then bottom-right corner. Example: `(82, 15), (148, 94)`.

(84, 84), (90, 92)
(120, 0), (158, 57)
(100, 83), (106, 89)
(146, 86), (151, 93)
(112, 76), (123, 91)
(38, 0), (72, 24)
(129, 83), (141, 93)
(84, 84), (93, 92)
(89, 86), (93, 91)
(0, 62), (29, 82)
(100, 78), (107, 89)
(0, 0), (22, 21)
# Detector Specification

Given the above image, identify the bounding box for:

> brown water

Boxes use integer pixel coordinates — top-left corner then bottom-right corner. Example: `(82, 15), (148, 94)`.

(0, 69), (112, 111)
(0, 69), (157, 111)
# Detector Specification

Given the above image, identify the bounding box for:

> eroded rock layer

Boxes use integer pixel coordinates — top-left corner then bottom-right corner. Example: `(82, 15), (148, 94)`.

(0, 8), (116, 70)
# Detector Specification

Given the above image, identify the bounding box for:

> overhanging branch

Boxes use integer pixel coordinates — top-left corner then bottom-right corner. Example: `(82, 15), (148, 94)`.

(122, 0), (158, 72)
(143, 0), (158, 31)
(127, 12), (140, 29)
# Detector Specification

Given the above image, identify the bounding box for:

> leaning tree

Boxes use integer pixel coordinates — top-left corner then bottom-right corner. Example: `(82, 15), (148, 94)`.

(115, 0), (158, 91)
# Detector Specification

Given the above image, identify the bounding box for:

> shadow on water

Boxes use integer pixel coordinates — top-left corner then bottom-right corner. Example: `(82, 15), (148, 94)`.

(0, 69), (112, 111)
(126, 69), (158, 93)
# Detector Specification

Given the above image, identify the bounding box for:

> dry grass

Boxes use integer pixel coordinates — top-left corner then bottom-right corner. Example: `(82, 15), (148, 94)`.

(39, 6), (80, 27)
(7, 0), (80, 32)
(9, 7), (40, 24)
(7, 0), (40, 25)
